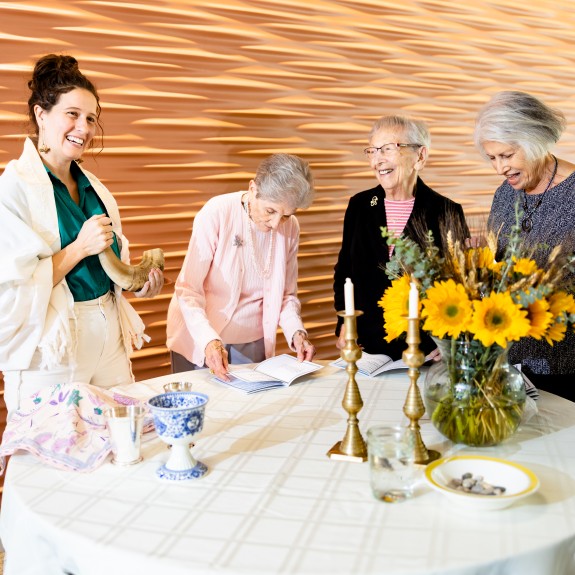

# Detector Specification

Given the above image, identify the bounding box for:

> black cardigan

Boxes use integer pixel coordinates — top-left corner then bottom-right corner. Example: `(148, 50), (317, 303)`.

(333, 178), (468, 360)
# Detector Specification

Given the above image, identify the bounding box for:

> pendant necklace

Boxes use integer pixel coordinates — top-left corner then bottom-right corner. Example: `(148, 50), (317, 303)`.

(243, 197), (275, 279)
(521, 155), (557, 233)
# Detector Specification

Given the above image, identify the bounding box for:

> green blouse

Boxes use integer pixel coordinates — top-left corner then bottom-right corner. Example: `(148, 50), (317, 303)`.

(49, 162), (121, 302)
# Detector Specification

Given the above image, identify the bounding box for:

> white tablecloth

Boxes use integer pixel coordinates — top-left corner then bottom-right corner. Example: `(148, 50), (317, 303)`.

(1, 364), (575, 575)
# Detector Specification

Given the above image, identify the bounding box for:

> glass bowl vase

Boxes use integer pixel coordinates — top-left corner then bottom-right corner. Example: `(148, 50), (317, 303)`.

(423, 337), (526, 447)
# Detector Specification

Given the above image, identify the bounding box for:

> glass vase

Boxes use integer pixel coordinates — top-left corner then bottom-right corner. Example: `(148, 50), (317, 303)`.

(423, 337), (526, 447)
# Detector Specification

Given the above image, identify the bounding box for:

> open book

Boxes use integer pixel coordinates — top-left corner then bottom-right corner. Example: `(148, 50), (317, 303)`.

(330, 349), (440, 377)
(212, 354), (323, 394)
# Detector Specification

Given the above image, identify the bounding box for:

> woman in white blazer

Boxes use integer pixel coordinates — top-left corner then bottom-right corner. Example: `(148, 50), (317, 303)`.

(0, 54), (163, 413)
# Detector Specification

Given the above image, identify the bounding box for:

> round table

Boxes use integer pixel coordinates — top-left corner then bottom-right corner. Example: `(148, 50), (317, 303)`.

(1, 364), (575, 575)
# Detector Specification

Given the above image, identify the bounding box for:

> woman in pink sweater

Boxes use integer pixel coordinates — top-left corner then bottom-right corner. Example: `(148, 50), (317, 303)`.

(167, 154), (316, 381)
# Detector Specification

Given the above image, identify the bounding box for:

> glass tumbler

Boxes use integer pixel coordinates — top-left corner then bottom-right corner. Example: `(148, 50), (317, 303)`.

(367, 425), (416, 503)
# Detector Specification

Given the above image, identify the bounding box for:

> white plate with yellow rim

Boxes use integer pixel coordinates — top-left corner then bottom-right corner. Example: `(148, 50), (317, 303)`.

(424, 455), (539, 511)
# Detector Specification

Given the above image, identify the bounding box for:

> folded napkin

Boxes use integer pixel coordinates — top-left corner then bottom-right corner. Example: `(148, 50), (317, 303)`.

(0, 382), (146, 474)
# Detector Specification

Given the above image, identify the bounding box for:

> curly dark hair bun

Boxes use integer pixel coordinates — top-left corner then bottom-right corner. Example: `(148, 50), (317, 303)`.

(28, 54), (81, 92)
(27, 53), (100, 132)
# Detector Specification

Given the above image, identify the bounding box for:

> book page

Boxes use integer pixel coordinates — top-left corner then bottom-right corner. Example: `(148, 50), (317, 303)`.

(330, 352), (392, 376)
(371, 357), (409, 375)
(330, 350), (439, 377)
(229, 369), (281, 383)
(211, 374), (283, 394)
(256, 354), (323, 384)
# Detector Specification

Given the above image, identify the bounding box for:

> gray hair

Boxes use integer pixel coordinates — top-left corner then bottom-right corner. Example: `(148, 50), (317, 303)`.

(368, 115), (431, 149)
(474, 91), (566, 162)
(253, 153), (314, 210)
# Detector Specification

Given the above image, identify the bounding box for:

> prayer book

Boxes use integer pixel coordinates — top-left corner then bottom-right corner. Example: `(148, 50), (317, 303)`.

(330, 350), (439, 377)
(212, 354), (323, 394)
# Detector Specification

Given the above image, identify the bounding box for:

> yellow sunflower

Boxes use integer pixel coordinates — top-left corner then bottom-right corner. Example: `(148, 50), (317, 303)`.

(421, 279), (473, 338)
(469, 291), (531, 347)
(545, 320), (567, 345)
(476, 246), (496, 268)
(379, 275), (411, 342)
(512, 257), (539, 276)
(468, 246), (504, 273)
(524, 299), (553, 340)
(549, 291), (575, 316)
(490, 261), (505, 274)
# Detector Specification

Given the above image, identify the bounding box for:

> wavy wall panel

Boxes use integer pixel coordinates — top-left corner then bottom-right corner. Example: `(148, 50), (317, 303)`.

(1, 0), (575, 382)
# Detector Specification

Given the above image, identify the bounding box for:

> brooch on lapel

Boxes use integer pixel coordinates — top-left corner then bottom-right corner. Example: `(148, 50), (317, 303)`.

(370, 196), (378, 207)
(233, 234), (243, 247)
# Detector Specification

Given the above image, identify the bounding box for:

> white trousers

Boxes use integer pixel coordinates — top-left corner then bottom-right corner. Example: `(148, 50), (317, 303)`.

(3, 291), (133, 414)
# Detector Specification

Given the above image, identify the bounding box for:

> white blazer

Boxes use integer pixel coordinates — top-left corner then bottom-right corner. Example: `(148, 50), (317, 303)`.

(0, 138), (147, 371)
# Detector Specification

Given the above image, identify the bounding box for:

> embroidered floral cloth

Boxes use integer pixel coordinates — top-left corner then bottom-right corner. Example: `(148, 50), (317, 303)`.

(0, 382), (146, 474)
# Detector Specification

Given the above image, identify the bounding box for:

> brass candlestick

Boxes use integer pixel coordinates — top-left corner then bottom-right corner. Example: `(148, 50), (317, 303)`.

(327, 310), (368, 462)
(402, 316), (441, 465)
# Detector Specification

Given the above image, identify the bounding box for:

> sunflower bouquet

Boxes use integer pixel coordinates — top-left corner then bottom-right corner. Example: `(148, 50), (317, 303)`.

(379, 214), (575, 446)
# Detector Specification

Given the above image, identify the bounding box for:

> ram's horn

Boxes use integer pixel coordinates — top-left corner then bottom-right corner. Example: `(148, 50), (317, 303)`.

(98, 247), (165, 292)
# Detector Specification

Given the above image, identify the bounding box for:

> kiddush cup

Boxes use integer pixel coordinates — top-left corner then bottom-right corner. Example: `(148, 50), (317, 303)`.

(163, 381), (193, 392)
(104, 405), (146, 465)
(148, 392), (209, 481)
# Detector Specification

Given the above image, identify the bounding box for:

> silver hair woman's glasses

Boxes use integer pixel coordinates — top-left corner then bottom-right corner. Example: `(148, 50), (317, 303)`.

(364, 143), (422, 157)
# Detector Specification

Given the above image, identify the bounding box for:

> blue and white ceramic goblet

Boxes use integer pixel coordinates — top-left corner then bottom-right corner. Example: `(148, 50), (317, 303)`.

(147, 392), (209, 481)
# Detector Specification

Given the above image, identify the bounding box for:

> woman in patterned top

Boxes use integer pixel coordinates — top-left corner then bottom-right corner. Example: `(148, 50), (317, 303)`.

(476, 91), (575, 400)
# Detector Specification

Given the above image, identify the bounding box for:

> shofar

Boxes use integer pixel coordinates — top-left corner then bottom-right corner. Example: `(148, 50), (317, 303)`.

(98, 247), (165, 292)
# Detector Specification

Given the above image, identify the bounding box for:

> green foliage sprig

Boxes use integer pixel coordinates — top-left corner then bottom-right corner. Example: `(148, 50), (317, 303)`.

(381, 226), (442, 291)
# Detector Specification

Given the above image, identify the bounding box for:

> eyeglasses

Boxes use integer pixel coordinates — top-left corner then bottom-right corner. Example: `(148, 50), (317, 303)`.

(363, 143), (422, 157)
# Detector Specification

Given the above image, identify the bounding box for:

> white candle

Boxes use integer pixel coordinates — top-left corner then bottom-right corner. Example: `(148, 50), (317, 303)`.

(409, 281), (419, 318)
(344, 277), (355, 315)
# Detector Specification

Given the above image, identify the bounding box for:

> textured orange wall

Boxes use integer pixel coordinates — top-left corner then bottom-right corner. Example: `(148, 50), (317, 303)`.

(2, 0), (575, 380)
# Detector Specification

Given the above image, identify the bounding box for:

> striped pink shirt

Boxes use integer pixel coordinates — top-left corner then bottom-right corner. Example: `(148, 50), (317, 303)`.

(385, 197), (415, 256)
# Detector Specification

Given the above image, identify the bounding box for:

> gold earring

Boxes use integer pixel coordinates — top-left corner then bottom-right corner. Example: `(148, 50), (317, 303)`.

(38, 125), (50, 154)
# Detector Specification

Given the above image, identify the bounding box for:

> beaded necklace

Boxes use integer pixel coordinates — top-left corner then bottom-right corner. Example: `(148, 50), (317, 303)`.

(243, 197), (275, 279)
(521, 155), (557, 233)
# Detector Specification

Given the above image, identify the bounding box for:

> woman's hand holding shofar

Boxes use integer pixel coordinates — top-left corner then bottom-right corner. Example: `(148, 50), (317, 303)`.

(98, 247), (165, 293)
